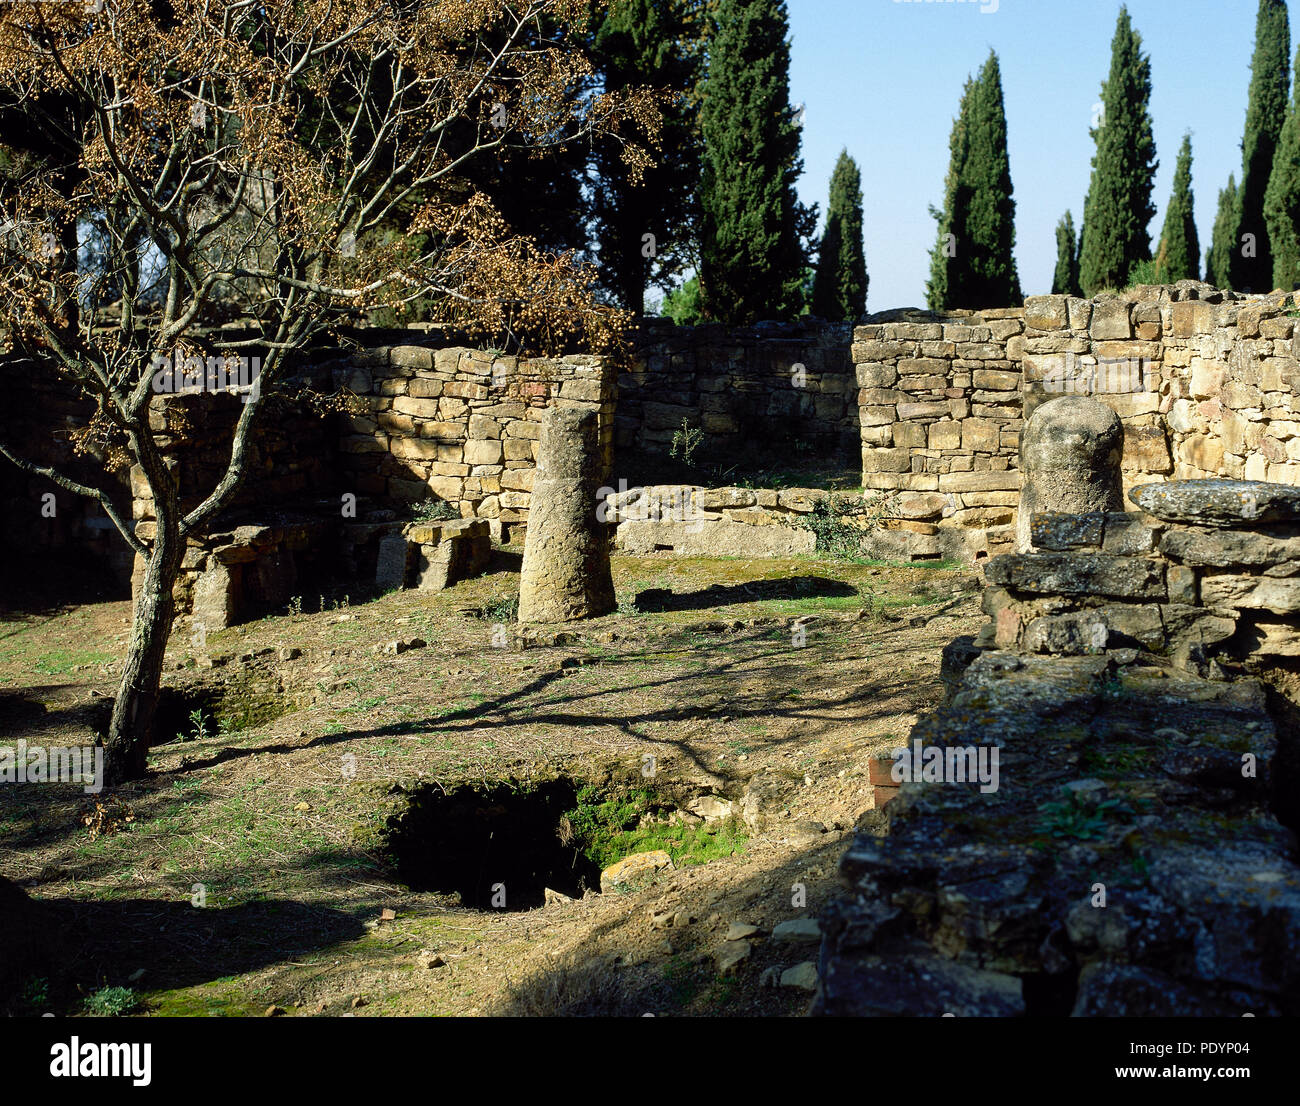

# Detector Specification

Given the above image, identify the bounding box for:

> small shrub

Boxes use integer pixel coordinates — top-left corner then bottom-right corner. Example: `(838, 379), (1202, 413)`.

(795, 491), (897, 559)
(411, 499), (459, 522)
(19, 977), (49, 1012)
(668, 418), (704, 469)
(480, 593), (519, 623)
(79, 797), (135, 840)
(85, 986), (138, 1017)
(187, 708), (211, 742)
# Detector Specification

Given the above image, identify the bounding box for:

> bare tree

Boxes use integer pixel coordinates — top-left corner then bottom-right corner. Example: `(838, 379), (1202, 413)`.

(0, 0), (655, 783)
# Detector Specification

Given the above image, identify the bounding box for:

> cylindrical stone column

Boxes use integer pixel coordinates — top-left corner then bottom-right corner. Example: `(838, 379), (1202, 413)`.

(1017, 396), (1125, 551)
(518, 406), (616, 622)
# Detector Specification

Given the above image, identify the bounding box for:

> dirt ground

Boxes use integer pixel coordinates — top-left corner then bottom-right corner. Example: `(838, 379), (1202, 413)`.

(0, 548), (983, 1017)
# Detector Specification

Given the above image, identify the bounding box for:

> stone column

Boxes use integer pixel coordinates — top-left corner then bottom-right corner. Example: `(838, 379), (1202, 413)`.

(518, 407), (616, 622)
(1017, 396), (1124, 552)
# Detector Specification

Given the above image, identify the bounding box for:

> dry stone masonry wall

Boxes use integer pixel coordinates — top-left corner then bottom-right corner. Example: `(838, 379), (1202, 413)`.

(617, 318), (856, 457)
(854, 308), (1027, 561)
(331, 343), (615, 531)
(856, 283), (1300, 563)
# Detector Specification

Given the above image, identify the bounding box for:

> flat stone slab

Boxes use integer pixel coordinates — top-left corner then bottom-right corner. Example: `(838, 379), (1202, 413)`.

(984, 552), (1167, 600)
(1159, 527), (1300, 572)
(1131, 480), (1300, 529)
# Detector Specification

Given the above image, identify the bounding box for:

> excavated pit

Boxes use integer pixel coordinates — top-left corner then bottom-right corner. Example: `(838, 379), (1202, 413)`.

(379, 775), (713, 911)
(383, 779), (605, 910)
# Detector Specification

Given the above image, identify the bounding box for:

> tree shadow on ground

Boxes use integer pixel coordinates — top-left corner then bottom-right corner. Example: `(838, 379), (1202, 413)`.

(171, 617), (931, 786)
(0, 553), (129, 625)
(5, 870), (371, 1015)
(493, 829), (850, 1017)
(633, 577), (857, 613)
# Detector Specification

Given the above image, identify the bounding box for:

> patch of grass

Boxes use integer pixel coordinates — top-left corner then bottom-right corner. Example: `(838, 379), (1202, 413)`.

(559, 783), (747, 870)
(1034, 797), (1132, 842)
(31, 649), (113, 675)
(480, 593), (519, 623)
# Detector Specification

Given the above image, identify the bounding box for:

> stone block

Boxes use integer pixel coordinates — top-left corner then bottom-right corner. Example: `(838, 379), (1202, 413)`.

(1090, 298), (1132, 340)
(375, 533), (411, 590)
(984, 552), (1166, 599)
(1025, 295), (1069, 330)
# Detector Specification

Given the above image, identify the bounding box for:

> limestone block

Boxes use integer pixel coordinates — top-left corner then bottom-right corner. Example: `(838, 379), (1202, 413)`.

(1016, 396), (1124, 551)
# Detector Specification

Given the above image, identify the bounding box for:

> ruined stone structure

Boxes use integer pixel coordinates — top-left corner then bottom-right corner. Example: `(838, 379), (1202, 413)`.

(332, 343), (615, 531)
(12, 281), (1300, 626)
(855, 282), (1300, 562)
(518, 407), (616, 623)
(603, 484), (821, 557)
(818, 478), (1300, 1017)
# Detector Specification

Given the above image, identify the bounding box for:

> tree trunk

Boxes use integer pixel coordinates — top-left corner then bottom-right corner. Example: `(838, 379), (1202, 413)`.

(104, 514), (184, 785)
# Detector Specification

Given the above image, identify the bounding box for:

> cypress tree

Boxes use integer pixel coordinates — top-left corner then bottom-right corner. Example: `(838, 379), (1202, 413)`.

(1265, 46), (1300, 291)
(811, 149), (868, 320)
(927, 51), (1021, 311)
(699, 0), (815, 323)
(1078, 6), (1158, 294)
(1052, 211), (1081, 296)
(591, 0), (704, 314)
(1232, 0), (1291, 291)
(1207, 175), (1240, 288)
(1158, 134), (1200, 282)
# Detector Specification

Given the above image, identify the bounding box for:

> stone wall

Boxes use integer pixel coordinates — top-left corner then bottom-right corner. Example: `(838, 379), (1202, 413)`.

(856, 284), (1300, 563)
(604, 484), (828, 557)
(854, 308), (1026, 561)
(618, 318), (856, 458)
(0, 359), (134, 585)
(330, 344), (615, 531)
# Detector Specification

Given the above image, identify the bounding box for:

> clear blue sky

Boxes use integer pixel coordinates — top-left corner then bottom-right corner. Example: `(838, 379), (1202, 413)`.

(788, 0), (1281, 309)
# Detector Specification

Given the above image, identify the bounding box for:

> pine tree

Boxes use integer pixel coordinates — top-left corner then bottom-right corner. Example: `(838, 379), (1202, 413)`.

(1266, 46), (1300, 291)
(699, 0), (815, 323)
(1079, 6), (1158, 294)
(590, 0), (705, 314)
(1206, 175), (1240, 288)
(927, 51), (1021, 311)
(1052, 211), (1080, 296)
(1158, 134), (1200, 282)
(811, 150), (867, 320)
(1232, 0), (1291, 291)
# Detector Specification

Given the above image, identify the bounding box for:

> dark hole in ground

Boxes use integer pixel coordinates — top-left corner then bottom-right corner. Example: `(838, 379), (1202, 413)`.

(384, 779), (604, 910)
(150, 676), (296, 747)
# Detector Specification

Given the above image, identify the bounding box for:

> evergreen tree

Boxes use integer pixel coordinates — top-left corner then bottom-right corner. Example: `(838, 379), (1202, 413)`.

(1207, 175), (1240, 288)
(1079, 6), (1158, 294)
(1232, 0), (1291, 290)
(1266, 46), (1300, 291)
(699, 0), (815, 323)
(590, 0), (705, 313)
(927, 51), (1021, 311)
(1158, 134), (1200, 282)
(811, 149), (867, 320)
(1051, 210), (1081, 296)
